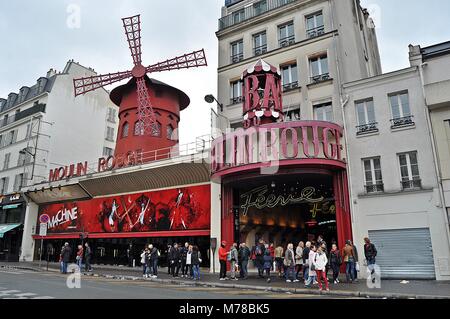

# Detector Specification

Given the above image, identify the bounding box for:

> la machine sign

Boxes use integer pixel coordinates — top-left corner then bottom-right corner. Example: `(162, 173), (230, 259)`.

(48, 151), (143, 182)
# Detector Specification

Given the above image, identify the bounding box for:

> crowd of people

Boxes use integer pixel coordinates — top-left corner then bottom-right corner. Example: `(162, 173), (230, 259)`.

(218, 236), (378, 291)
(59, 242), (92, 274)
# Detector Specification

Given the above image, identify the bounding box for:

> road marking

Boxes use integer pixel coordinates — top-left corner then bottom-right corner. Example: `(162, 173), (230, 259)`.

(31, 296), (55, 299)
(0, 290), (21, 294)
(14, 292), (38, 297)
(0, 270), (24, 275)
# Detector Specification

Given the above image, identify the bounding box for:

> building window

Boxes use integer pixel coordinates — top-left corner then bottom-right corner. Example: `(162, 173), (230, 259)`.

(107, 108), (116, 123)
(232, 8), (245, 24)
(13, 173), (26, 192)
(3, 153), (10, 170)
(313, 102), (333, 122)
(230, 80), (243, 105)
(103, 147), (113, 157)
(285, 107), (301, 122)
(390, 92), (414, 128)
(17, 148), (32, 166)
(363, 158), (384, 193)
(151, 121), (161, 137)
(0, 135), (2, 147)
(104, 127), (114, 141)
(254, 0), (267, 15)
(356, 99), (378, 135)
(4, 130), (17, 146)
(309, 54), (329, 83)
(0, 177), (9, 194)
(134, 121), (144, 136)
(253, 32), (267, 56)
(167, 124), (174, 140)
(306, 11), (324, 38)
(279, 22), (295, 47)
(281, 64), (298, 91)
(398, 152), (421, 190)
(26, 124), (32, 138)
(231, 40), (244, 64)
(120, 123), (128, 139)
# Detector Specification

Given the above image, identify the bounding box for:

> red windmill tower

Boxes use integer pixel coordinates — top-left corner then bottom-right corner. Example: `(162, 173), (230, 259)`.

(73, 14), (207, 162)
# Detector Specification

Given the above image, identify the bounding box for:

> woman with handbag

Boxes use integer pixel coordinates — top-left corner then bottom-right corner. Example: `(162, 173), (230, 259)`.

(313, 245), (329, 291)
(304, 245), (318, 288)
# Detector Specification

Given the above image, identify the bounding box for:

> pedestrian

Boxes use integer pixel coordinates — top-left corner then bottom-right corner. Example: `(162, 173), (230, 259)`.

(219, 241), (228, 280)
(191, 245), (202, 281)
(263, 248), (273, 283)
(59, 246), (64, 273)
(166, 244), (172, 275)
(302, 241), (311, 283)
(321, 242), (329, 279)
(274, 244), (284, 278)
(304, 245), (318, 288)
(141, 247), (149, 278)
(269, 243), (275, 270)
(313, 245), (329, 291)
(230, 243), (239, 280)
(255, 239), (266, 278)
(61, 242), (72, 274)
(149, 244), (159, 278)
(284, 243), (296, 283)
(351, 240), (359, 282)
(76, 244), (83, 270)
(186, 245), (193, 279)
(364, 237), (377, 282)
(169, 243), (180, 277)
(343, 240), (356, 283)
(180, 242), (189, 278)
(329, 244), (341, 284)
(295, 241), (304, 280)
(126, 243), (134, 267)
(238, 243), (250, 279)
(84, 243), (92, 272)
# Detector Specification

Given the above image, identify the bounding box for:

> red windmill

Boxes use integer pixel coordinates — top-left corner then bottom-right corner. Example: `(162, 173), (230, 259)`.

(73, 14), (207, 160)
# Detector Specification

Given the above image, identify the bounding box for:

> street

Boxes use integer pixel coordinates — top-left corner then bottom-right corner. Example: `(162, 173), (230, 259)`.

(0, 268), (348, 299)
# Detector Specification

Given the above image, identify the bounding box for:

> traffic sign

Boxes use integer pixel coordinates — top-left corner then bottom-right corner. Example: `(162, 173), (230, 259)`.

(39, 223), (47, 237)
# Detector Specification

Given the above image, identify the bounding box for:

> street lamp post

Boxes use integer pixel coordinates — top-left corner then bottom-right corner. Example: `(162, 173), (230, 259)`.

(205, 94), (230, 134)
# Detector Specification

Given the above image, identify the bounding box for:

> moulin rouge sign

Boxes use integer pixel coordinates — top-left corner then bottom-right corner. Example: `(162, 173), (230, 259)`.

(48, 151), (142, 182)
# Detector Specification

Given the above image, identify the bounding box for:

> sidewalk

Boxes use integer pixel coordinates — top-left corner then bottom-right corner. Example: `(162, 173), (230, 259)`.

(2, 261), (449, 299)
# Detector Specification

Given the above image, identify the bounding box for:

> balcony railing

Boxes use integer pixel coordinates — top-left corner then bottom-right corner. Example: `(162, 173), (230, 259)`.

(1, 104), (46, 129)
(365, 183), (384, 194)
(254, 45), (268, 56)
(307, 26), (325, 39)
(282, 81), (299, 92)
(230, 96), (244, 105)
(219, 0), (297, 31)
(279, 35), (295, 48)
(391, 115), (414, 128)
(356, 122), (379, 135)
(231, 53), (244, 64)
(310, 73), (330, 84)
(401, 179), (422, 190)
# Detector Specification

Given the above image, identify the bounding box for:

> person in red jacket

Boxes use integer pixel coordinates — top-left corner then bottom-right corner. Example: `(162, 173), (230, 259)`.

(219, 241), (228, 280)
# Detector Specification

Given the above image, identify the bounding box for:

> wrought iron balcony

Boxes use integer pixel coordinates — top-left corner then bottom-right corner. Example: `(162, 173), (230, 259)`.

(219, 0), (297, 31)
(254, 45), (268, 56)
(401, 179), (422, 190)
(0, 104), (46, 129)
(279, 35), (295, 48)
(230, 96), (244, 105)
(282, 81), (299, 92)
(307, 26), (325, 39)
(231, 53), (244, 64)
(391, 115), (414, 129)
(365, 183), (384, 194)
(310, 73), (330, 84)
(356, 122), (379, 135)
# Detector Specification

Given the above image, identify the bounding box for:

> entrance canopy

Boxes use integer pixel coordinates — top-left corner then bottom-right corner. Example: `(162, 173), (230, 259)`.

(0, 224), (22, 239)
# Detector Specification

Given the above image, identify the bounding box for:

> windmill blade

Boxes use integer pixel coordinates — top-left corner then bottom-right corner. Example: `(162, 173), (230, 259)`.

(73, 70), (132, 96)
(136, 76), (157, 135)
(146, 49), (207, 73)
(122, 14), (142, 66)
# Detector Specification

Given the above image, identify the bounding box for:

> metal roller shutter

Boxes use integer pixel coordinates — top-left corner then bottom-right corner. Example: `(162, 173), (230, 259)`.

(368, 228), (436, 279)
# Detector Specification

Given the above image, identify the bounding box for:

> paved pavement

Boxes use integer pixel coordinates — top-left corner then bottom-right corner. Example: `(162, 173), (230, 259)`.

(0, 267), (345, 299)
(1, 262), (450, 299)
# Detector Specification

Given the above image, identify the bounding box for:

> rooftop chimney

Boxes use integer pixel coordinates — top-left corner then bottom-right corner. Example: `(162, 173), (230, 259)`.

(47, 68), (57, 78)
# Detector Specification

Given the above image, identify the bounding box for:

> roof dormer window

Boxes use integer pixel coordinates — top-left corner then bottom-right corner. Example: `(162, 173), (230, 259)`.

(18, 86), (29, 103)
(7, 93), (18, 108)
(37, 77), (48, 93)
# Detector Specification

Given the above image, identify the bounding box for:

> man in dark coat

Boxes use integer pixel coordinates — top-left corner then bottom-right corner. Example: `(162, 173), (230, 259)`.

(238, 243), (251, 279)
(61, 242), (72, 274)
(84, 242), (92, 272)
(168, 243), (180, 277)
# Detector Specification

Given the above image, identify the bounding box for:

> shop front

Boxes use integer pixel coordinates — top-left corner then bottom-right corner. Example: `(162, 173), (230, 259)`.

(32, 183), (211, 267)
(0, 193), (26, 261)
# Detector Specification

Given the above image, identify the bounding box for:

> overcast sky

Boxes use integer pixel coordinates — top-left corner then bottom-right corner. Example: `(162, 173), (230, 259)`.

(1, 0), (449, 144)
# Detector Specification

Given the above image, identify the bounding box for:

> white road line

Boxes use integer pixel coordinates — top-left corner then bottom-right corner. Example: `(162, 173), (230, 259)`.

(0, 290), (21, 294)
(31, 296), (55, 299)
(14, 292), (38, 297)
(0, 271), (24, 275)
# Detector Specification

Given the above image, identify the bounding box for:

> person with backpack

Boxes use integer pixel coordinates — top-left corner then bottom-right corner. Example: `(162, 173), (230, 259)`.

(238, 243), (250, 279)
(329, 244), (341, 284)
(313, 245), (329, 291)
(219, 241), (228, 280)
(255, 239), (266, 278)
(229, 243), (239, 280)
(263, 247), (273, 283)
(191, 245), (202, 281)
(84, 243), (92, 272)
(343, 240), (356, 283)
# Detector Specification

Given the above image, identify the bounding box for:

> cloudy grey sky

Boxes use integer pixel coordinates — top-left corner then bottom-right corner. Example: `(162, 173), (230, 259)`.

(1, 0), (449, 144)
